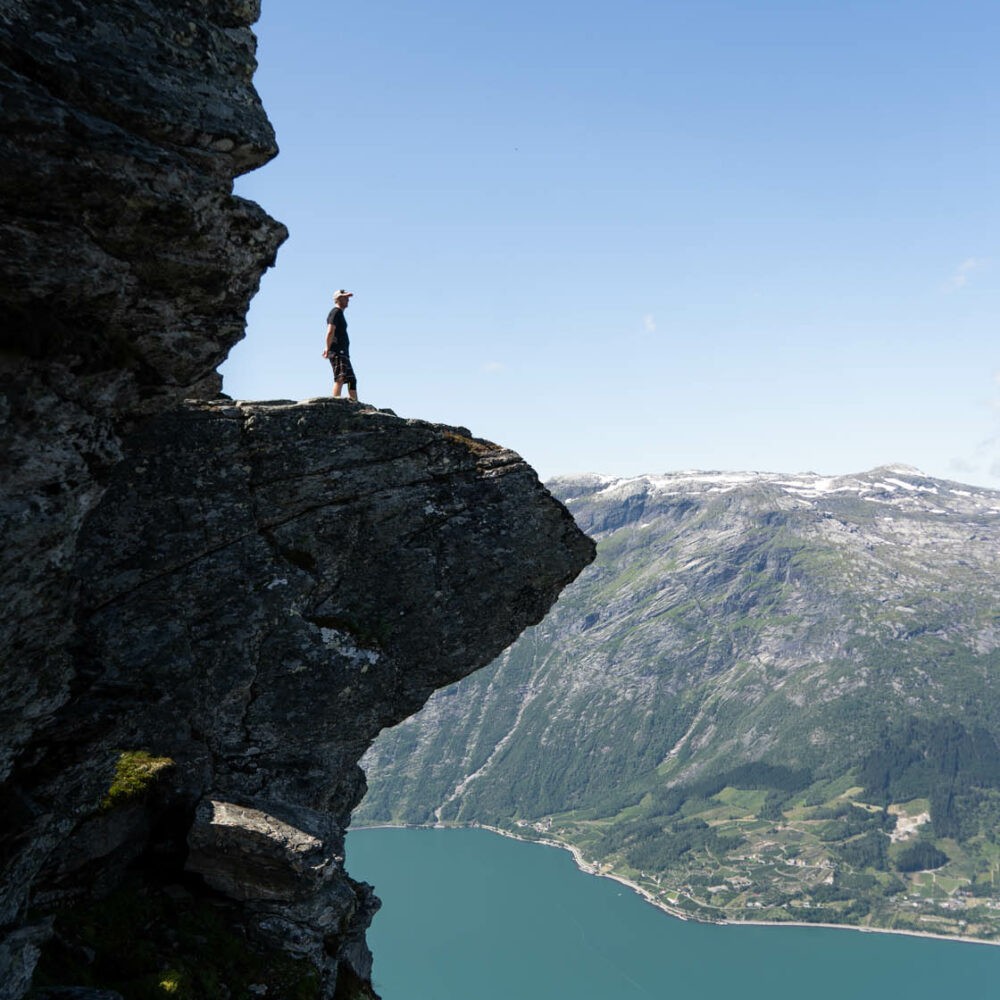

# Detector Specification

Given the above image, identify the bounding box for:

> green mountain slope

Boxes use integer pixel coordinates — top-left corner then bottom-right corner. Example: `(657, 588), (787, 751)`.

(356, 467), (1000, 939)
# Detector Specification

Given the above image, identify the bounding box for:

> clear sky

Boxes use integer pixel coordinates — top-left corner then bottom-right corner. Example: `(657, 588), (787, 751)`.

(221, 0), (1000, 488)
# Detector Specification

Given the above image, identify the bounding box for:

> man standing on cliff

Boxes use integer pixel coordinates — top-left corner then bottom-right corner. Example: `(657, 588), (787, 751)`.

(323, 289), (358, 401)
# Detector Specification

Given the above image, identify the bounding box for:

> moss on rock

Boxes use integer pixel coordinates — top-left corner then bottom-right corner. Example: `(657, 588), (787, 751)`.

(101, 752), (175, 812)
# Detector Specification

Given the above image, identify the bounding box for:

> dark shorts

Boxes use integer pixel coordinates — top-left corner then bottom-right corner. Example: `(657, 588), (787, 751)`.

(329, 353), (357, 390)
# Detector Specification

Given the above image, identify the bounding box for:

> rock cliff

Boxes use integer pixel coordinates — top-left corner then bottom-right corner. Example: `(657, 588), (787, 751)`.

(0, 4), (595, 997)
(1, 0), (287, 790)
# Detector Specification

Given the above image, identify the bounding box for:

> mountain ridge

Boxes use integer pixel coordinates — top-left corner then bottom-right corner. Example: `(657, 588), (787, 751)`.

(357, 465), (1000, 940)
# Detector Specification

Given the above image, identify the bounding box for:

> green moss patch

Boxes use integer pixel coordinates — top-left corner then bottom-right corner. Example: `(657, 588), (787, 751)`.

(101, 751), (175, 811)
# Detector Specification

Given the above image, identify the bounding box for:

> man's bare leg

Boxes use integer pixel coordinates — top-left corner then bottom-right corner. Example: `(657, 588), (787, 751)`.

(348, 388), (358, 401)
(333, 380), (344, 398)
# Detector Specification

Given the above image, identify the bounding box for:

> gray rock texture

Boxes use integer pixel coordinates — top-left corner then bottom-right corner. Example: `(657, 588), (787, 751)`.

(0, 2), (596, 996)
(0, 0), (286, 785)
(1, 2), (287, 990)
(63, 399), (590, 991)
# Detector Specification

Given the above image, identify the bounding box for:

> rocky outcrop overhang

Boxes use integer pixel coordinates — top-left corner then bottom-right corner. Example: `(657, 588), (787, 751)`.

(0, 2), (598, 997)
(27, 399), (593, 996)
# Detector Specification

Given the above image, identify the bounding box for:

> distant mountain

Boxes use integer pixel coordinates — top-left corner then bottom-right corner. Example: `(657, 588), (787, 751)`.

(356, 467), (1000, 939)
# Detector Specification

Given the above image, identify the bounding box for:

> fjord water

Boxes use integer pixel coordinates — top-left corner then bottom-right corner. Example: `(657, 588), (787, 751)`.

(347, 827), (998, 1000)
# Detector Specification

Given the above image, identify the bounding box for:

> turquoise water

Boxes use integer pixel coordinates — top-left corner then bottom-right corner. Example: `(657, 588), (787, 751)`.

(347, 827), (999, 1000)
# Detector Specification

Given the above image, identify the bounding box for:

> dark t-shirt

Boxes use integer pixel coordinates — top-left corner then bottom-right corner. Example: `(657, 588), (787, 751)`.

(326, 306), (349, 355)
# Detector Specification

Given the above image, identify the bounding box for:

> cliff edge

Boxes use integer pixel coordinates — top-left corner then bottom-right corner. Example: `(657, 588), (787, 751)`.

(0, 4), (595, 997)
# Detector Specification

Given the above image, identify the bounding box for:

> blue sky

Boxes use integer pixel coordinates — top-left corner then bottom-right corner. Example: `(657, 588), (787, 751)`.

(221, 0), (1000, 487)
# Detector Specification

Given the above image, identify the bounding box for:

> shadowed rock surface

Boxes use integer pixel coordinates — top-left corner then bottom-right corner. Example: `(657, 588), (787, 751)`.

(30, 399), (593, 996)
(0, 3), (596, 997)
(1, 2), (287, 991)
(1, 0), (287, 789)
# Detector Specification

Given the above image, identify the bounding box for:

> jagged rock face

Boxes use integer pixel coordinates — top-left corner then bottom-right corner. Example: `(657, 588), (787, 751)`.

(0, 0), (287, 795)
(19, 400), (592, 995)
(0, 3), (594, 998)
(1, 3), (286, 989)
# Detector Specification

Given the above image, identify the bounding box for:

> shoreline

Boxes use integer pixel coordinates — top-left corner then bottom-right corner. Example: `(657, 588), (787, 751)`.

(350, 821), (1000, 949)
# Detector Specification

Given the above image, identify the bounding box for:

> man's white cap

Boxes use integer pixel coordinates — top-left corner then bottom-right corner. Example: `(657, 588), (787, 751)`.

(333, 289), (354, 299)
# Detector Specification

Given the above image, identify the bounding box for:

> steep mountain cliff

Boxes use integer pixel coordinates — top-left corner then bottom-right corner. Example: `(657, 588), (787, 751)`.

(357, 468), (1000, 939)
(1, 0), (287, 802)
(0, 4), (595, 997)
(19, 400), (591, 999)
